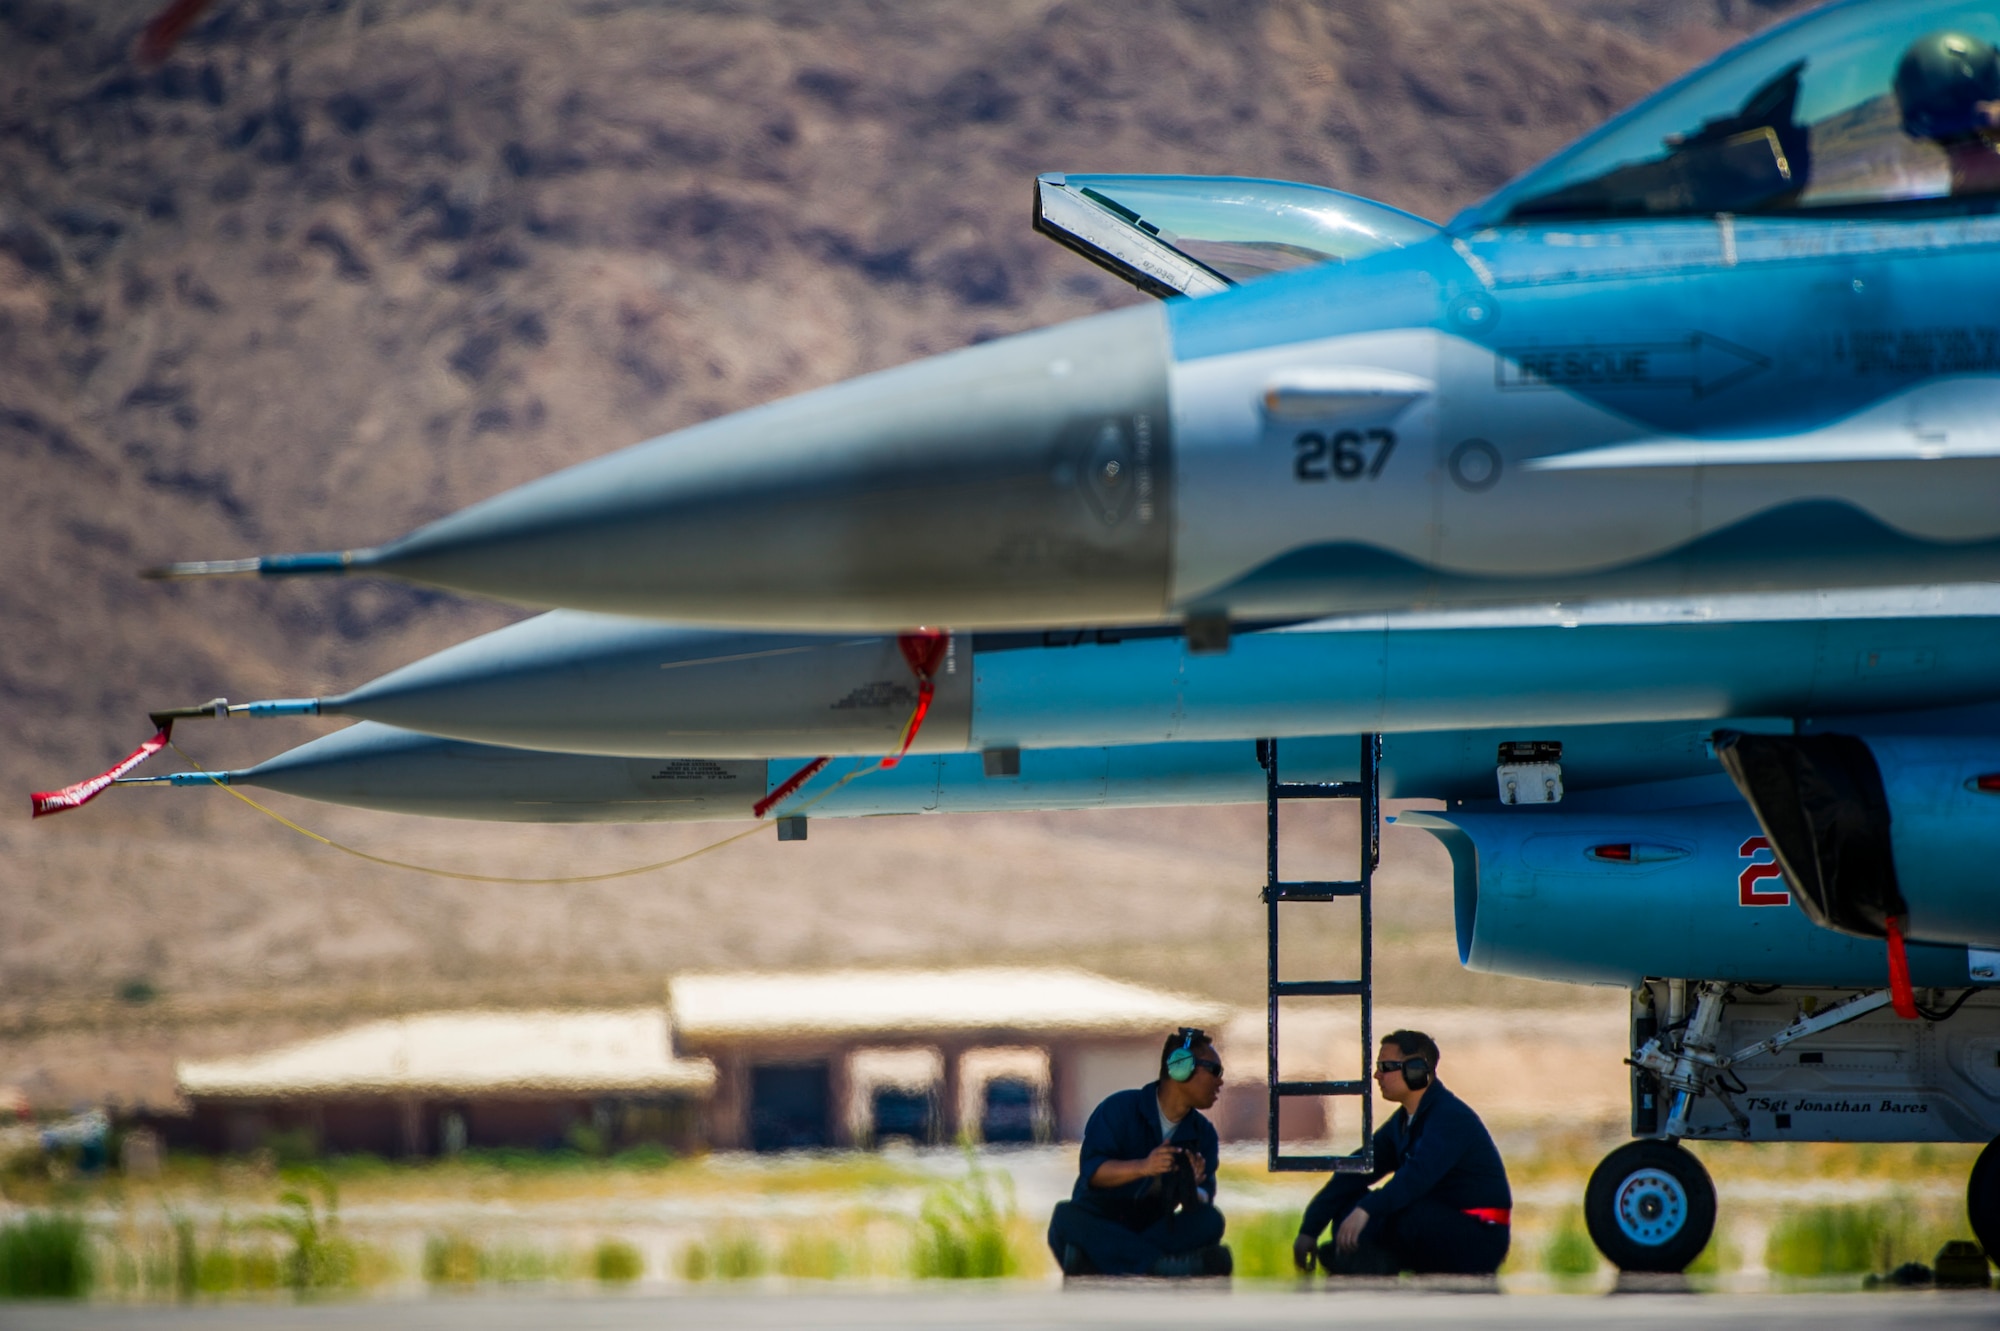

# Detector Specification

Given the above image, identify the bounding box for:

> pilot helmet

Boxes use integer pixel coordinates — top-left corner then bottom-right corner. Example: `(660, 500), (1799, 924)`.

(1895, 29), (2000, 141)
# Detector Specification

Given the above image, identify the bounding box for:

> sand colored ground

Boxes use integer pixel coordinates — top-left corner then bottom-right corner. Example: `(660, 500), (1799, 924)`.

(3, 802), (1610, 1110)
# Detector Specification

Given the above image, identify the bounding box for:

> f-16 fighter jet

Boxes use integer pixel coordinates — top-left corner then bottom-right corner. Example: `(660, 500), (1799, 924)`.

(73, 0), (2000, 1281)
(156, 1), (2000, 639)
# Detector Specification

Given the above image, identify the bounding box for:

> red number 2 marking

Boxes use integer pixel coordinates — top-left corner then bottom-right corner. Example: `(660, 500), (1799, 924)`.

(1738, 835), (1790, 907)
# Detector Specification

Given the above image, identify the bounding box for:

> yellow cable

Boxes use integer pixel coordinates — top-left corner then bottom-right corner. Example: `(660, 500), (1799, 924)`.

(165, 740), (897, 885)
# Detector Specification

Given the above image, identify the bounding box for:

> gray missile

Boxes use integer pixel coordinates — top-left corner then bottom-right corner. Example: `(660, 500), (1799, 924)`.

(136, 723), (768, 823)
(121, 717), (1983, 989)
(207, 586), (2000, 760)
(131, 714), (1778, 823)
(303, 617), (974, 757)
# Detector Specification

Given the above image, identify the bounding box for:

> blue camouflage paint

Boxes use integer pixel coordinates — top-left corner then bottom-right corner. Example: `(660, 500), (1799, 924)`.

(1402, 802), (1977, 987)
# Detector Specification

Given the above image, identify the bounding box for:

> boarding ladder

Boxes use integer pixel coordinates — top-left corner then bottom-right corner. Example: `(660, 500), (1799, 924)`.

(1259, 734), (1380, 1173)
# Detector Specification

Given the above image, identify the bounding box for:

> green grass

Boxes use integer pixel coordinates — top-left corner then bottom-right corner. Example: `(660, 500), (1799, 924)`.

(0, 1212), (92, 1298)
(1540, 1209), (1600, 1279)
(1227, 1210), (1304, 1279)
(910, 1156), (1019, 1279)
(609, 1144), (675, 1170)
(444, 1147), (604, 1174)
(1763, 1199), (1961, 1278)
(775, 1233), (857, 1280)
(422, 1234), (485, 1285)
(83, 1177), (392, 1302)
(421, 1234), (642, 1285)
(1685, 1221), (1739, 1275)
(1765, 1203), (1888, 1276)
(258, 1173), (362, 1291)
(297, 1153), (396, 1183)
(591, 1239), (643, 1283)
(679, 1231), (768, 1282)
(191, 1242), (286, 1294)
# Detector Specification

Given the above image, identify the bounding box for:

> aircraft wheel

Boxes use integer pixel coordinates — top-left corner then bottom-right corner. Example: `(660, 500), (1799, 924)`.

(1584, 1140), (1717, 1273)
(1969, 1135), (2000, 1261)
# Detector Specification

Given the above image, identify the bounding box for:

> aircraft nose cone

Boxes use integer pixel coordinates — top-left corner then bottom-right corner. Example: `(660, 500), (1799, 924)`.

(368, 304), (1175, 629)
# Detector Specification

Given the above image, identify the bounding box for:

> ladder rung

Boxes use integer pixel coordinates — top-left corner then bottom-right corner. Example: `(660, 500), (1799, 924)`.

(1273, 781), (1369, 800)
(1275, 1079), (1368, 1097)
(1264, 736), (1380, 1183)
(1267, 880), (1362, 901)
(1274, 980), (1366, 998)
(1271, 1154), (1375, 1174)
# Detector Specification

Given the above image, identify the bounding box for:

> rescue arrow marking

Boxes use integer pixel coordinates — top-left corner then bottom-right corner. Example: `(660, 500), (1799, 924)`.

(1496, 334), (1769, 398)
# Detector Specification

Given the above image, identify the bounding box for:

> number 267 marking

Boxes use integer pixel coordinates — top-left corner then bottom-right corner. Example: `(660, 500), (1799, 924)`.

(1294, 428), (1396, 482)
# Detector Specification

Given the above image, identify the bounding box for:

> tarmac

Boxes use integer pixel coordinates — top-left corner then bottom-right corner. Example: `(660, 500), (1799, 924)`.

(5, 1287), (1999, 1331)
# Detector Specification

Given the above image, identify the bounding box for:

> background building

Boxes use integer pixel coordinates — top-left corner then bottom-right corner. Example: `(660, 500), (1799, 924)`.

(167, 1009), (715, 1156)
(157, 968), (1328, 1155)
(670, 967), (1233, 1150)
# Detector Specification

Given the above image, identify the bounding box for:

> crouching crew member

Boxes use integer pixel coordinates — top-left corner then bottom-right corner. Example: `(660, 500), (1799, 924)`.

(1292, 1030), (1511, 1277)
(1047, 1028), (1233, 1277)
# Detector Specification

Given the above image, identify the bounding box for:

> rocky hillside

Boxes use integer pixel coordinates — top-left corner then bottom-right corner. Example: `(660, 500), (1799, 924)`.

(0, 0), (1806, 791)
(0, 0), (1809, 1031)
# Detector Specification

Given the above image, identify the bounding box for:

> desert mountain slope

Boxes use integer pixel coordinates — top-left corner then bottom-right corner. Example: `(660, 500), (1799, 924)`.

(1, 0), (1805, 1022)
(0, 0), (1801, 789)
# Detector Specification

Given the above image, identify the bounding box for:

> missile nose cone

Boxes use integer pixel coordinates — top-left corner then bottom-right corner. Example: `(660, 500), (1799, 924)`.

(366, 304), (1174, 630)
(321, 612), (972, 759)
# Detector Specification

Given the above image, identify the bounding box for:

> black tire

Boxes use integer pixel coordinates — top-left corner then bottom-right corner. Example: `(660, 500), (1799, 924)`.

(1584, 1140), (1717, 1273)
(1968, 1135), (2000, 1262)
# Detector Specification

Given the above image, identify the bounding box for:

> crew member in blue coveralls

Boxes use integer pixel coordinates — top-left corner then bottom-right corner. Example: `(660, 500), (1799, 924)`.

(1292, 1030), (1512, 1277)
(1046, 1027), (1233, 1277)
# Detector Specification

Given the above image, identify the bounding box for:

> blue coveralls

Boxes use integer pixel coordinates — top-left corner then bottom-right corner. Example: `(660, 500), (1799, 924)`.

(1298, 1080), (1512, 1275)
(1046, 1081), (1226, 1275)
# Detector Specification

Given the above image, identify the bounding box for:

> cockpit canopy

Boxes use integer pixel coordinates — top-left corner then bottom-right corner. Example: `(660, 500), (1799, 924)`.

(1466, 0), (2000, 225)
(1036, 174), (1439, 299)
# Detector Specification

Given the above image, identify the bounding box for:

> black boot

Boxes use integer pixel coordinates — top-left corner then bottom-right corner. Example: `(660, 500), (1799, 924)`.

(1319, 1239), (1400, 1277)
(1060, 1243), (1098, 1277)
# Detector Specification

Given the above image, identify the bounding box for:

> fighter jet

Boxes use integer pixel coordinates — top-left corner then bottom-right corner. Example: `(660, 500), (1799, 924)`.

(154, 0), (2000, 643)
(63, 0), (2000, 1277)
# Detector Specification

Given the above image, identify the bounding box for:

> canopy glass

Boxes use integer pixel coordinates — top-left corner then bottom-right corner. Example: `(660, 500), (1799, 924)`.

(1036, 173), (1439, 299)
(1468, 0), (2000, 224)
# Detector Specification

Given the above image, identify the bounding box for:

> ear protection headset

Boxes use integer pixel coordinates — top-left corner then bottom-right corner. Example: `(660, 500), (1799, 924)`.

(1398, 1055), (1431, 1091)
(1165, 1027), (1210, 1082)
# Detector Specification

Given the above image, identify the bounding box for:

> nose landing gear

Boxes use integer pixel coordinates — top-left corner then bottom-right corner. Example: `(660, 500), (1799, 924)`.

(1584, 1139), (1718, 1273)
(1588, 981), (1901, 1274)
(1586, 980), (2000, 1276)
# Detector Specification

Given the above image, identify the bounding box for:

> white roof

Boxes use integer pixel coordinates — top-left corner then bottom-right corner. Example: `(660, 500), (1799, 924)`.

(177, 1008), (716, 1100)
(670, 967), (1230, 1039)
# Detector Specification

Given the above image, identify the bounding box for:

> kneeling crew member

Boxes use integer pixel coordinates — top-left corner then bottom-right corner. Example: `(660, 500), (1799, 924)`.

(1292, 1029), (1511, 1276)
(1047, 1027), (1231, 1277)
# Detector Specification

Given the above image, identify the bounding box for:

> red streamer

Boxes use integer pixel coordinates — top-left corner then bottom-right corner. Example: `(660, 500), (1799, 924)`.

(881, 680), (935, 770)
(32, 725), (173, 818)
(753, 755), (830, 820)
(753, 630), (952, 816)
(882, 630), (949, 770)
(1885, 915), (1918, 1020)
(898, 629), (948, 680)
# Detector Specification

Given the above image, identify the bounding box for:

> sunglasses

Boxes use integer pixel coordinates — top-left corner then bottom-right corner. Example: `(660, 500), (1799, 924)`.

(1192, 1059), (1224, 1077)
(1375, 1060), (1412, 1074)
